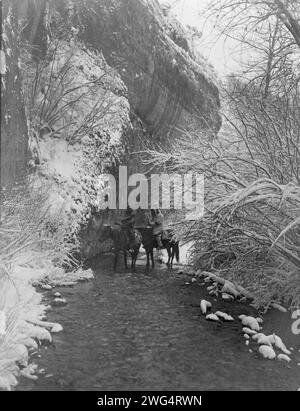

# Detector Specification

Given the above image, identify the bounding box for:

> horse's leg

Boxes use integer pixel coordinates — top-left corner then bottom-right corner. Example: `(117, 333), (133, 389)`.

(134, 246), (140, 267)
(114, 251), (118, 271)
(131, 251), (136, 269)
(132, 250), (137, 270)
(146, 248), (150, 268)
(170, 246), (175, 268)
(151, 249), (155, 269)
(124, 250), (128, 269)
(166, 244), (171, 267)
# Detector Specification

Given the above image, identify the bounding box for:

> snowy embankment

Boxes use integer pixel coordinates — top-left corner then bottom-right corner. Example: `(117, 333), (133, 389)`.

(182, 268), (300, 385)
(0, 40), (130, 391)
(0, 260), (93, 391)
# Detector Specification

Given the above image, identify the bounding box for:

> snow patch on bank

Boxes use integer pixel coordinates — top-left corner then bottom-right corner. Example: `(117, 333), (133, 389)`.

(0, 261), (93, 391)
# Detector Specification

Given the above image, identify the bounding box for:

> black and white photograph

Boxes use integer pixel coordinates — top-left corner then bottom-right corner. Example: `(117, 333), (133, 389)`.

(0, 0), (300, 394)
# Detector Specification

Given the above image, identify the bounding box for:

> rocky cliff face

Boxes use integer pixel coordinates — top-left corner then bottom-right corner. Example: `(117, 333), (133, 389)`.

(18, 0), (221, 138)
(1, 1), (29, 186)
(1, 0), (221, 258)
(71, 0), (221, 139)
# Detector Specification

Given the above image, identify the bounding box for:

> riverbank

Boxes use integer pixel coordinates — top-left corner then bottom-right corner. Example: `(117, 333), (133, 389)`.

(0, 260), (93, 391)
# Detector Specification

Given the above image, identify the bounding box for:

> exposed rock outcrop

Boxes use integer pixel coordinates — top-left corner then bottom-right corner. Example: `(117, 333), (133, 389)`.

(21, 39), (131, 257)
(17, 0), (221, 140)
(71, 0), (221, 139)
(1, 0), (221, 258)
(1, 1), (28, 186)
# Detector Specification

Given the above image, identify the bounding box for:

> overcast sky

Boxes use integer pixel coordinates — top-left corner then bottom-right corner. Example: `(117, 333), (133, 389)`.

(165, 0), (243, 77)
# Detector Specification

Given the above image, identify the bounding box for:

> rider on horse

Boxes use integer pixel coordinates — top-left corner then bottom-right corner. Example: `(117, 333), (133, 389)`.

(121, 206), (136, 252)
(147, 209), (164, 249)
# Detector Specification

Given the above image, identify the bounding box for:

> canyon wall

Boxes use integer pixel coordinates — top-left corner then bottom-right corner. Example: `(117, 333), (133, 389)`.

(71, 0), (221, 139)
(1, 1), (29, 186)
(1, 0), (221, 258)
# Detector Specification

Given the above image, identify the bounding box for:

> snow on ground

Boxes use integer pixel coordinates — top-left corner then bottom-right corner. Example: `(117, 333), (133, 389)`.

(0, 261), (93, 391)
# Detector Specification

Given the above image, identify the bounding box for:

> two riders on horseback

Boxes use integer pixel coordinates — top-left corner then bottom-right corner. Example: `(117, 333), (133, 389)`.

(111, 207), (178, 269)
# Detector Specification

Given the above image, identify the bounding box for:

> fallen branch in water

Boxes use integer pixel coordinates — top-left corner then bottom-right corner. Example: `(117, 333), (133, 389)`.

(196, 270), (250, 298)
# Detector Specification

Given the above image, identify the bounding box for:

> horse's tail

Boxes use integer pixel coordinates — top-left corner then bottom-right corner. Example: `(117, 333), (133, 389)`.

(175, 243), (179, 263)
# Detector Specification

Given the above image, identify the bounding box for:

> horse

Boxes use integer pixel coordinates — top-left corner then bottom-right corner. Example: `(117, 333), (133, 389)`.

(137, 227), (179, 269)
(103, 224), (142, 271)
(162, 229), (180, 268)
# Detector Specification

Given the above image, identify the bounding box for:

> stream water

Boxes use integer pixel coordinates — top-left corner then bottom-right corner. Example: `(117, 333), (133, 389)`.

(18, 255), (300, 391)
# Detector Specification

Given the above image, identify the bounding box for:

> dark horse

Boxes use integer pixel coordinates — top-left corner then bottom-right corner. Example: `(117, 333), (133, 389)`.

(137, 227), (179, 269)
(103, 224), (142, 271)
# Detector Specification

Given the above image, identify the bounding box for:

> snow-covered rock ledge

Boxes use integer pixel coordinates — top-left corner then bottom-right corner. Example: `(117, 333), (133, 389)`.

(0, 261), (93, 391)
(185, 268), (289, 313)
